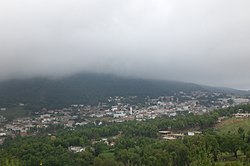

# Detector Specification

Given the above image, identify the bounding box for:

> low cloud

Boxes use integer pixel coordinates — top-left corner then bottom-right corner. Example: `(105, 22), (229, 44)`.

(0, 0), (250, 89)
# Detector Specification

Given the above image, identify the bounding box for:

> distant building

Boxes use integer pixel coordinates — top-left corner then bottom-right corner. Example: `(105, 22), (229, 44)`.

(187, 131), (201, 136)
(234, 113), (250, 118)
(187, 132), (195, 136)
(40, 114), (51, 119)
(68, 146), (85, 153)
(75, 122), (88, 126)
(130, 107), (133, 115)
(0, 133), (6, 137)
(159, 131), (184, 140)
(113, 111), (126, 118)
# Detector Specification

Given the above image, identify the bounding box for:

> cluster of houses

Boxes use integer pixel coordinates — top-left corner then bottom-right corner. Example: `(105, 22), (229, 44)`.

(86, 92), (249, 122)
(231, 108), (250, 119)
(0, 91), (249, 144)
(0, 115), (6, 123)
(159, 130), (202, 140)
(68, 138), (116, 153)
(0, 109), (90, 140)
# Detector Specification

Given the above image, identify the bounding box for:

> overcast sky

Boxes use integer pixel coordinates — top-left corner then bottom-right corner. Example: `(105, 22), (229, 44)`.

(0, 0), (250, 89)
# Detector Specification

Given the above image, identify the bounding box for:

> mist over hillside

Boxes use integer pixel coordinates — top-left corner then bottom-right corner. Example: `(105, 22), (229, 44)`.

(0, 73), (205, 108)
(0, 73), (248, 109)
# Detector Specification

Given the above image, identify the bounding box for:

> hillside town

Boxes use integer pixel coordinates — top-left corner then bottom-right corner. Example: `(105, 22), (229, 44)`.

(0, 91), (250, 144)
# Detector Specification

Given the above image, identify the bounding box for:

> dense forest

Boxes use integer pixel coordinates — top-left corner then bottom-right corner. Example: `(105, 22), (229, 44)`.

(1, 105), (250, 165)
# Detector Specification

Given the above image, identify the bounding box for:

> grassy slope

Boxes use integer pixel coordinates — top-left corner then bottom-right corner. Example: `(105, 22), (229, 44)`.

(215, 118), (250, 134)
(214, 118), (250, 165)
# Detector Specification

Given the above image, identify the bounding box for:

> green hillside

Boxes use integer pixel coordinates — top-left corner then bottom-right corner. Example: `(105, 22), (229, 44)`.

(0, 73), (205, 109)
(216, 118), (250, 134)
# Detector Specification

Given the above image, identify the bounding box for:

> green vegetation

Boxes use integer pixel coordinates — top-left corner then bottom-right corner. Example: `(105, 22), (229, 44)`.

(0, 107), (31, 121)
(1, 105), (250, 165)
(99, 151), (115, 159)
(216, 118), (250, 134)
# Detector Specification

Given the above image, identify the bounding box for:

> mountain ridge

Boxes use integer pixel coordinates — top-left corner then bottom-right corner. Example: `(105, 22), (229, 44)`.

(0, 73), (248, 109)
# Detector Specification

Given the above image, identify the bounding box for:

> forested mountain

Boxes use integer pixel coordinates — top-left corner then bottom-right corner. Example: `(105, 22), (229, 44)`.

(0, 73), (246, 108)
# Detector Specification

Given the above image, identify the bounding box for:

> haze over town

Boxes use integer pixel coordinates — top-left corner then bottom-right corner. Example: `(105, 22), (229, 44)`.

(0, 0), (250, 89)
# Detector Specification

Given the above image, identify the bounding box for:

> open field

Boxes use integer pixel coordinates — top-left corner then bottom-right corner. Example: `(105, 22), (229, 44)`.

(215, 117), (250, 134)
(0, 107), (31, 121)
